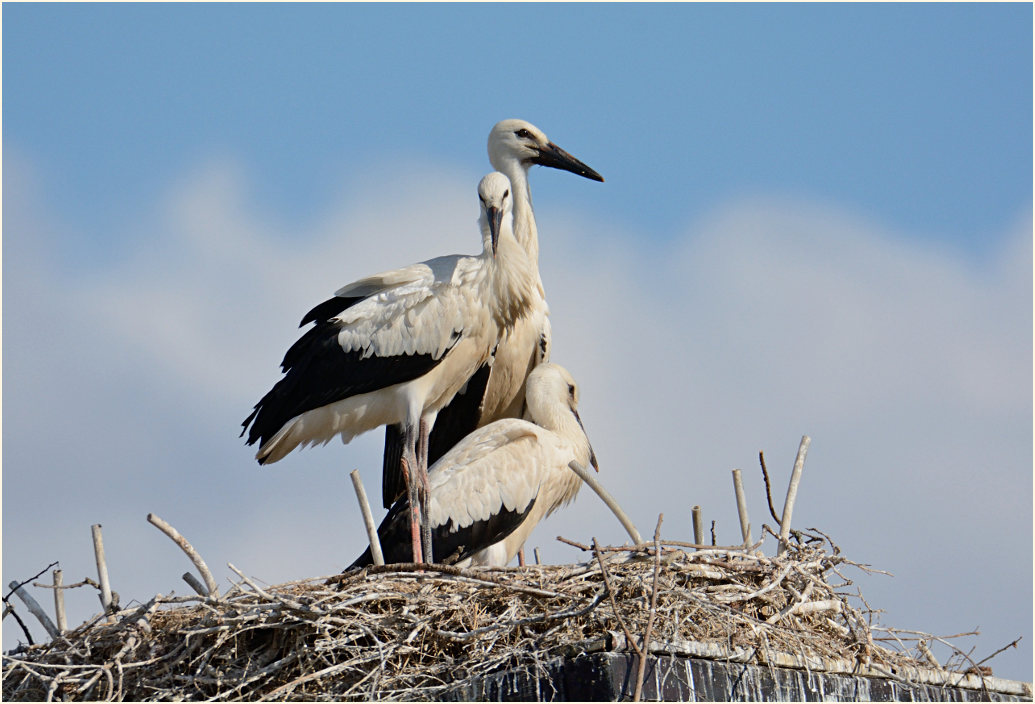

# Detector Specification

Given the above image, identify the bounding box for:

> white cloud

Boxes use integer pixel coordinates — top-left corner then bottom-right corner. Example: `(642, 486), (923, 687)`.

(3, 157), (1030, 679)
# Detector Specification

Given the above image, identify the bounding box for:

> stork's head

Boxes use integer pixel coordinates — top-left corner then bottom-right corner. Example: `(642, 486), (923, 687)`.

(477, 172), (513, 257)
(488, 119), (604, 183)
(526, 363), (599, 471)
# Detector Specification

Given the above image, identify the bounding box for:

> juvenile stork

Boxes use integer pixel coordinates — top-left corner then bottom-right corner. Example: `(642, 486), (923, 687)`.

(243, 172), (534, 564)
(383, 120), (604, 510)
(351, 363), (598, 569)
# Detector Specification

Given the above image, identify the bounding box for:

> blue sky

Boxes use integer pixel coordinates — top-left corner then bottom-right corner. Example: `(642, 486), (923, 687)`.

(4, 3), (1032, 682)
(5, 4), (1030, 259)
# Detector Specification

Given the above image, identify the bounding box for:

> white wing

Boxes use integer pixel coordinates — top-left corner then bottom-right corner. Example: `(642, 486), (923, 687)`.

(426, 419), (558, 532)
(333, 254), (489, 359)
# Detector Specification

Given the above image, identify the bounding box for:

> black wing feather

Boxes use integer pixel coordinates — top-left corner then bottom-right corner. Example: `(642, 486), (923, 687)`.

(348, 491), (537, 568)
(242, 320), (459, 454)
(427, 362), (493, 465)
(298, 295), (365, 329)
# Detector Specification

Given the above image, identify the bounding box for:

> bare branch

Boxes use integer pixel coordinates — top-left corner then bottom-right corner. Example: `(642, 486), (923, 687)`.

(759, 450), (781, 522)
(147, 513), (219, 598)
(593, 538), (641, 658)
(349, 470), (384, 566)
(91, 525), (114, 618)
(52, 570), (67, 634)
(778, 435), (811, 555)
(7, 581), (60, 640)
(568, 461), (642, 544)
(633, 515), (664, 702)
(731, 469), (751, 547)
(181, 572), (208, 596)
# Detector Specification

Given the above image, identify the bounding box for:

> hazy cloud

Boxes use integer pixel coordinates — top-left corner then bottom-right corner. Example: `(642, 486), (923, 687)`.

(3, 158), (1030, 678)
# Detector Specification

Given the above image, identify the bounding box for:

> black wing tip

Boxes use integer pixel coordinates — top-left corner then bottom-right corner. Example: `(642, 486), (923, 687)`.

(299, 295), (365, 328)
(241, 408), (259, 442)
(347, 548), (373, 570)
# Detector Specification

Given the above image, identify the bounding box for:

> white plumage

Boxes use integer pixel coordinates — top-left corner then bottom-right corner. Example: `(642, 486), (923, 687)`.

(351, 362), (598, 569)
(389, 120), (603, 510)
(244, 172), (533, 563)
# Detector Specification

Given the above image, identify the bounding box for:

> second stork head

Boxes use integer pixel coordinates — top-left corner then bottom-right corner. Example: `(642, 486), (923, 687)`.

(478, 171), (512, 257)
(525, 362), (599, 473)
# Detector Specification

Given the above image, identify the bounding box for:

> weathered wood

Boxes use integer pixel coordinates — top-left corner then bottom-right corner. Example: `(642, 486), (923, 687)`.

(567, 461), (642, 544)
(182, 572), (208, 596)
(7, 581), (60, 640)
(90, 524), (114, 618)
(52, 569), (66, 634)
(632, 515), (664, 702)
(349, 470), (384, 566)
(147, 513), (220, 598)
(691, 505), (703, 549)
(778, 435), (811, 555)
(732, 468), (752, 547)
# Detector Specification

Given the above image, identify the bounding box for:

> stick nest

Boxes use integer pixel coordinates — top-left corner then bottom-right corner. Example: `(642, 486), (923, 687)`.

(0, 529), (990, 701)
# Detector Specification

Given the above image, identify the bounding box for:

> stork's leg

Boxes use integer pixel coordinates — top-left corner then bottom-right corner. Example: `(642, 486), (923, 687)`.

(400, 424), (423, 564)
(418, 417), (434, 563)
(517, 548), (526, 567)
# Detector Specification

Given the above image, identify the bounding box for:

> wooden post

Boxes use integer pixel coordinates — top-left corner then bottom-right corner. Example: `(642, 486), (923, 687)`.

(52, 569), (67, 634)
(91, 524), (114, 619)
(731, 469), (751, 548)
(8, 581), (60, 640)
(533, 547), (542, 565)
(691, 505), (703, 549)
(778, 435), (811, 555)
(349, 470), (385, 566)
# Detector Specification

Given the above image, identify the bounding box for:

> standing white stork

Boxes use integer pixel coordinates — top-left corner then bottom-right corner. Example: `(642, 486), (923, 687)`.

(350, 363), (598, 569)
(243, 172), (535, 564)
(382, 120), (604, 514)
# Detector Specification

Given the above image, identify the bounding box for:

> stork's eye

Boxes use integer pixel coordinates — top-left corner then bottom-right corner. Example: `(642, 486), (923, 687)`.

(515, 128), (532, 139)
(503, 189), (510, 199)
(567, 384), (575, 397)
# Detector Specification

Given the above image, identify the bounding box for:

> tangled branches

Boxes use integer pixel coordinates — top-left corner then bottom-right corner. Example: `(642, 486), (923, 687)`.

(1, 530), (1024, 701)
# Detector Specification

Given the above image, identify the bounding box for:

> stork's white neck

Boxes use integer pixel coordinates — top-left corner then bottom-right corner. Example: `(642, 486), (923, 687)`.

(526, 388), (591, 469)
(496, 161), (539, 268)
(529, 393), (593, 509)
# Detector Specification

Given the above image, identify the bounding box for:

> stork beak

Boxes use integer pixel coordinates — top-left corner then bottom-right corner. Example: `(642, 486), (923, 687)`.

(533, 141), (604, 182)
(572, 409), (600, 472)
(487, 205), (502, 257)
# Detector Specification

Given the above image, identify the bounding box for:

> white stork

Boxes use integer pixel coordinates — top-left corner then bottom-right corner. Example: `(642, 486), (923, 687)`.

(243, 172), (535, 564)
(382, 120), (604, 515)
(350, 362), (598, 569)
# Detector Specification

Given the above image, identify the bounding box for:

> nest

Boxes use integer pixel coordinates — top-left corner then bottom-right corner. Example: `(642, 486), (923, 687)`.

(2, 524), (1011, 702)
